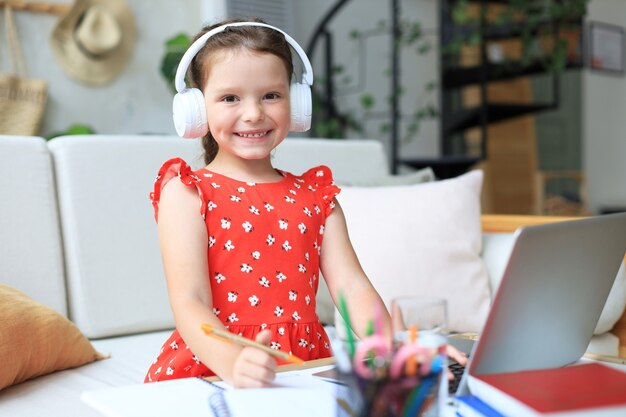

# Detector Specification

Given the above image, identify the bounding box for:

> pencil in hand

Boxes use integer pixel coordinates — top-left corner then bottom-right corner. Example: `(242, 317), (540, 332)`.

(200, 323), (305, 366)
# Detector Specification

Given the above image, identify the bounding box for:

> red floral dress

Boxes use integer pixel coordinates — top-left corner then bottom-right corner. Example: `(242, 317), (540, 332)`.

(144, 159), (339, 382)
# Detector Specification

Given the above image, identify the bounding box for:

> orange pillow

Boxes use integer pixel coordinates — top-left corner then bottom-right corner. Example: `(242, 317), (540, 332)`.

(0, 284), (107, 390)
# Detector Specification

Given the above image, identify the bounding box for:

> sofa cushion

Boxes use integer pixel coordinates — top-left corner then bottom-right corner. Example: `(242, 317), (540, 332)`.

(338, 167), (436, 187)
(0, 136), (67, 316)
(48, 135), (204, 338)
(273, 137), (389, 183)
(595, 261), (626, 335)
(0, 284), (106, 391)
(483, 234), (626, 336)
(48, 135), (392, 339)
(0, 330), (172, 417)
(336, 170), (490, 333)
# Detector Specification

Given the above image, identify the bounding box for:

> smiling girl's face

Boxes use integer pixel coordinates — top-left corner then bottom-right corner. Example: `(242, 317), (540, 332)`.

(202, 47), (291, 166)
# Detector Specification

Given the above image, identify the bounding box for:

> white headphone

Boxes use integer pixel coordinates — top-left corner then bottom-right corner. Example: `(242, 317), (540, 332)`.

(172, 22), (314, 138)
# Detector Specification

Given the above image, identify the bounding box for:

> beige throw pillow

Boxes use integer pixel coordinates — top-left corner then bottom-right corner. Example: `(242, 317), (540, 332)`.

(0, 284), (106, 390)
(336, 170), (490, 333)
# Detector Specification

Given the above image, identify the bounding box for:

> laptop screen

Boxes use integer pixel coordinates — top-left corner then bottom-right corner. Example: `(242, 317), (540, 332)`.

(468, 213), (626, 376)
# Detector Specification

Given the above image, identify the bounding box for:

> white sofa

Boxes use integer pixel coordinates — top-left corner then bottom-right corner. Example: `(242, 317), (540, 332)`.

(0, 134), (624, 417)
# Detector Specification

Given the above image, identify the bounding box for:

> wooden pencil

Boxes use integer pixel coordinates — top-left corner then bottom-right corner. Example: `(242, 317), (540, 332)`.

(201, 323), (305, 365)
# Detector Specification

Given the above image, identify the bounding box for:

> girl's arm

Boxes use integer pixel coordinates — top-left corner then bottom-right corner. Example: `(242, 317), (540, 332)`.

(319, 200), (390, 338)
(157, 178), (276, 387)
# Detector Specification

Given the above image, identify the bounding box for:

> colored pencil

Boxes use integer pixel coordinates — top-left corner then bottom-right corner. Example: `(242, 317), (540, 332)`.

(200, 323), (305, 365)
(406, 325), (418, 376)
(338, 292), (356, 358)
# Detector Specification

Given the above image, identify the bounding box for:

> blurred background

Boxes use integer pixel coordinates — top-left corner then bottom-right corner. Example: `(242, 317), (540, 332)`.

(1, 0), (624, 216)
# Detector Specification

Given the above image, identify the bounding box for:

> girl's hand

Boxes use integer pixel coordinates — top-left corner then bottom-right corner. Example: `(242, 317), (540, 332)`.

(447, 344), (468, 365)
(446, 344), (468, 380)
(231, 330), (277, 388)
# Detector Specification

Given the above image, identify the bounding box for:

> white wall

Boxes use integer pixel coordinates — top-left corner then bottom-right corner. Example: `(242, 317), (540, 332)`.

(2, 0), (224, 137)
(584, 0), (626, 213)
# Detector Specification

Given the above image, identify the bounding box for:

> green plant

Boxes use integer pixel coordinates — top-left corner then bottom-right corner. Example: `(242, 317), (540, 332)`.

(46, 124), (95, 140)
(160, 33), (192, 94)
(446, 0), (590, 74)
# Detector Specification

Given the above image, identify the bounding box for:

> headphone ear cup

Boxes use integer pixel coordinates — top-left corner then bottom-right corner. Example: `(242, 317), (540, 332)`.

(289, 82), (312, 132)
(172, 88), (208, 138)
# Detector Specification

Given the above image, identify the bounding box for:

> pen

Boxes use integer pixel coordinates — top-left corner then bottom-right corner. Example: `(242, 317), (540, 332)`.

(200, 323), (305, 365)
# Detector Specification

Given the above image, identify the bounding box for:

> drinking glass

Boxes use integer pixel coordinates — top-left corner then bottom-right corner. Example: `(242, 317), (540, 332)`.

(390, 295), (448, 345)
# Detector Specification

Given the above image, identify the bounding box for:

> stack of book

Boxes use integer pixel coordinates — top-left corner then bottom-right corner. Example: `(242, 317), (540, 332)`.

(455, 395), (504, 417)
(456, 362), (626, 417)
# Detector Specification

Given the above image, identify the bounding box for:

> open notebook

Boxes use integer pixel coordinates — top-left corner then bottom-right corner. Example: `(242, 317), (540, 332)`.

(81, 362), (351, 417)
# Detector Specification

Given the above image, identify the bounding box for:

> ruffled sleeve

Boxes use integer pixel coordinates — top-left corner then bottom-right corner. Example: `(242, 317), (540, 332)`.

(302, 165), (341, 217)
(149, 158), (206, 222)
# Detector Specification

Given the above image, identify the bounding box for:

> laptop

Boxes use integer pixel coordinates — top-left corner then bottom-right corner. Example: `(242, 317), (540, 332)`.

(451, 212), (626, 396)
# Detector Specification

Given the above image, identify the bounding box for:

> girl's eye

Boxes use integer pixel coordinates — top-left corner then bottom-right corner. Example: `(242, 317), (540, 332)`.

(222, 95), (237, 103)
(264, 93), (280, 100)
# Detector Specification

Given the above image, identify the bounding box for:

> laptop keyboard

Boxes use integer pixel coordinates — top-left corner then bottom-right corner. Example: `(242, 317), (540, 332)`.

(448, 359), (466, 394)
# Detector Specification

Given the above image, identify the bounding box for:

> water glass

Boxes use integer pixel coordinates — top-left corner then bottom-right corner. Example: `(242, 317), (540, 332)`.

(390, 296), (448, 344)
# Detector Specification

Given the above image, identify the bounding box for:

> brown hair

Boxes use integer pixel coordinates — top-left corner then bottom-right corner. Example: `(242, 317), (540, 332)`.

(186, 18), (294, 165)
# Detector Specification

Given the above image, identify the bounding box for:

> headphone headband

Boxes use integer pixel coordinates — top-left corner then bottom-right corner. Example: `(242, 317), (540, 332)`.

(174, 21), (314, 93)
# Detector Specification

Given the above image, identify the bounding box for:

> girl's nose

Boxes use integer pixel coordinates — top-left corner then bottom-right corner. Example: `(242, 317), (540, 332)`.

(242, 100), (264, 123)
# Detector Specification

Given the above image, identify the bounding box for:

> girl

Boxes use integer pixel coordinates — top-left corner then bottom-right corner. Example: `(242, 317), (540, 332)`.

(144, 18), (389, 387)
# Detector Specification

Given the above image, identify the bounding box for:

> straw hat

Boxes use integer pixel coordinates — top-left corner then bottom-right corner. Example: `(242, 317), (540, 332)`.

(50, 0), (136, 85)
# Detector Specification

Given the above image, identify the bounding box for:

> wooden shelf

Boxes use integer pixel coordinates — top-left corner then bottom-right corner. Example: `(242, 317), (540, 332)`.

(445, 18), (584, 43)
(399, 155), (481, 179)
(442, 60), (583, 89)
(480, 214), (582, 233)
(444, 103), (557, 135)
(439, 0), (585, 149)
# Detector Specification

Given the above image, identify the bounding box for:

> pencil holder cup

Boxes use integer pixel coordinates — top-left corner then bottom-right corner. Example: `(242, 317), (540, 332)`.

(338, 332), (447, 417)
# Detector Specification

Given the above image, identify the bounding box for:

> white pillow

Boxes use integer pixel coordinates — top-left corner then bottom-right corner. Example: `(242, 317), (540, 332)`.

(336, 170), (490, 333)
(595, 261), (626, 334)
(482, 236), (626, 336)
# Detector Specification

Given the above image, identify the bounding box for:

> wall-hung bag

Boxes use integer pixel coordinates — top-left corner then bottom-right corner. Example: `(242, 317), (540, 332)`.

(0, 5), (47, 136)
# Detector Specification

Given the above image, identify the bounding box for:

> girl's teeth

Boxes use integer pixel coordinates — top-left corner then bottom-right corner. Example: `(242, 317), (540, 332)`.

(239, 132), (266, 138)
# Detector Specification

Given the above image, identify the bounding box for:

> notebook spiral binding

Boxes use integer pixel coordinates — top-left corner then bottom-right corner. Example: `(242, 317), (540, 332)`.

(197, 377), (230, 417)
(209, 391), (230, 417)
